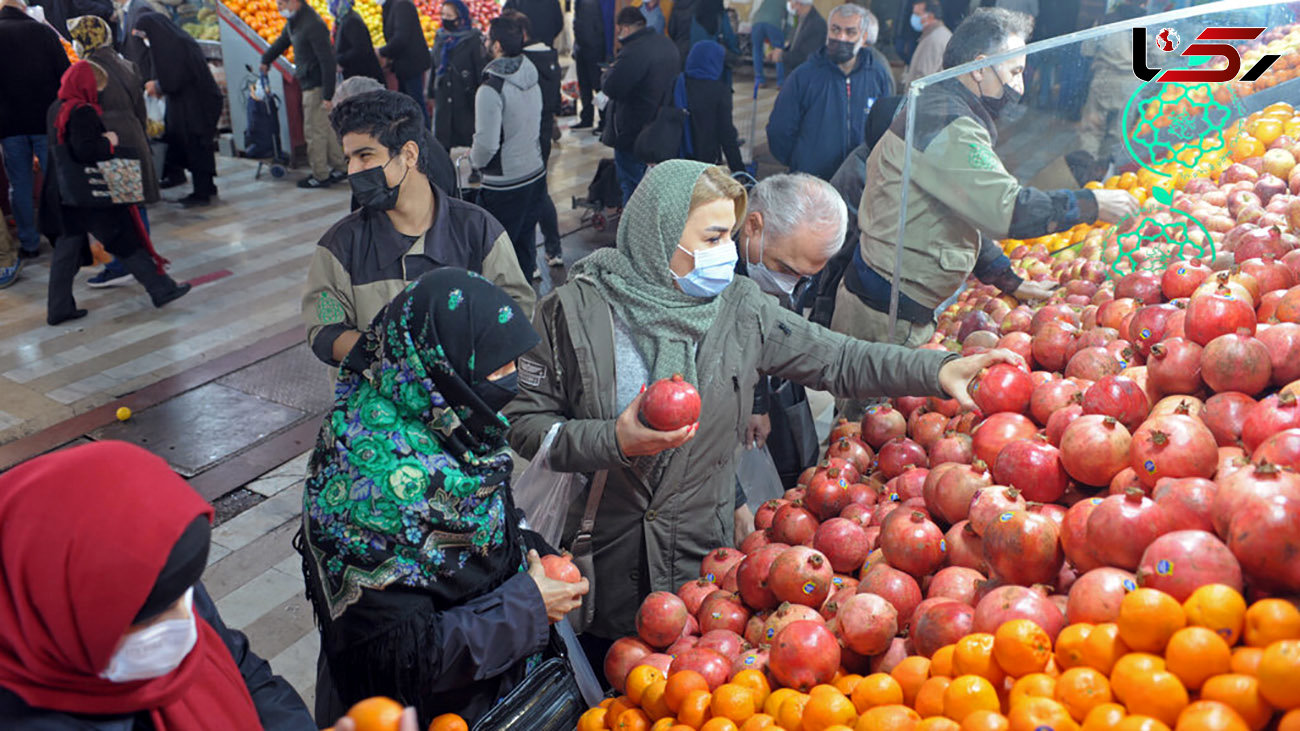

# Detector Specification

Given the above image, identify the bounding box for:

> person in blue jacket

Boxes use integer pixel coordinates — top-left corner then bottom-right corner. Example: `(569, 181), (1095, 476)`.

(765, 3), (894, 180)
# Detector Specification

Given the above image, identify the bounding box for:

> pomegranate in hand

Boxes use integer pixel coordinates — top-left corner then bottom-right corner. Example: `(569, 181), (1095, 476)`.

(639, 374), (702, 430)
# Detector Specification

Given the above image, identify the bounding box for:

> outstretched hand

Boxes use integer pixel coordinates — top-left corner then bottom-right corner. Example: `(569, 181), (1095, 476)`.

(937, 348), (1027, 411)
(332, 706), (419, 731)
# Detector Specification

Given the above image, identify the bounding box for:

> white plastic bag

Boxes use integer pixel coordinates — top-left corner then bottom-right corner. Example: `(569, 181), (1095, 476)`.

(145, 95), (167, 139)
(513, 423), (585, 548)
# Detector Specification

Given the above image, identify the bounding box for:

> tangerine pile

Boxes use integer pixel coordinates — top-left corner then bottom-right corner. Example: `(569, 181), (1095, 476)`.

(320, 696), (468, 731)
(579, 586), (1300, 731)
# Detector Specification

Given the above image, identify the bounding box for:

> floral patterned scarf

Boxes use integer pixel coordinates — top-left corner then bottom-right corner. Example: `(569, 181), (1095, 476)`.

(301, 269), (541, 621)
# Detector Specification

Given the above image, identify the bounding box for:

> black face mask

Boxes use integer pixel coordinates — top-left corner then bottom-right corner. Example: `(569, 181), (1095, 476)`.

(348, 156), (409, 212)
(442, 17), (460, 30)
(978, 68), (1022, 119)
(473, 371), (519, 412)
(826, 39), (857, 65)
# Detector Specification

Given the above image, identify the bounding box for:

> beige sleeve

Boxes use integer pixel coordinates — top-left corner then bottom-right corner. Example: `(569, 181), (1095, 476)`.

(302, 246), (357, 365)
(482, 232), (537, 320)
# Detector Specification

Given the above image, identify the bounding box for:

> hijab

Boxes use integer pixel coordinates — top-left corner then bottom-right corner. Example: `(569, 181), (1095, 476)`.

(0, 442), (263, 730)
(68, 14), (112, 57)
(328, 0), (354, 20)
(54, 61), (103, 144)
(436, 0), (476, 75)
(569, 159), (726, 384)
(134, 12), (206, 93)
(696, 0), (724, 35)
(674, 40), (726, 157)
(301, 269), (541, 622)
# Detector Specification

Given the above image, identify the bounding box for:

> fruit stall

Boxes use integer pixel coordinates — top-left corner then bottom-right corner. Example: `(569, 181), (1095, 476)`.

(569, 2), (1300, 730)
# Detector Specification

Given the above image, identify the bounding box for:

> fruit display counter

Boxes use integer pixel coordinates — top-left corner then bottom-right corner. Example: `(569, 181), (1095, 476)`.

(217, 0), (500, 52)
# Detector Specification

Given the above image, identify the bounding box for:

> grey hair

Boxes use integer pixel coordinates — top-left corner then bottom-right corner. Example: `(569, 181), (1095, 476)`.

(828, 4), (878, 44)
(749, 173), (847, 255)
(334, 76), (386, 104)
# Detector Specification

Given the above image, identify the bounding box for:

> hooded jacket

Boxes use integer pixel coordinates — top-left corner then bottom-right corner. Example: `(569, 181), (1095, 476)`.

(522, 41), (561, 161)
(766, 45), (895, 180)
(679, 41), (744, 171)
(469, 55), (544, 190)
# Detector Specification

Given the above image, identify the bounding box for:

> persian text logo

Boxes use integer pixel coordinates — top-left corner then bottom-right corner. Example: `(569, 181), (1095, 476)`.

(1132, 26), (1280, 82)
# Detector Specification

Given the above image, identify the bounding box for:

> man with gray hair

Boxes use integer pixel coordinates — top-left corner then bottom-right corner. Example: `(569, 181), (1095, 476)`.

(766, 3), (894, 180)
(734, 173), (847, 492)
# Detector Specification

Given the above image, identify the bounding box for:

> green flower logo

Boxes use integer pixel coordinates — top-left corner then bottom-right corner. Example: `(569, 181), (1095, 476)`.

(497, 305), (513, 324)
(448, 288), (464, 310)
(317, 291), (346, 325)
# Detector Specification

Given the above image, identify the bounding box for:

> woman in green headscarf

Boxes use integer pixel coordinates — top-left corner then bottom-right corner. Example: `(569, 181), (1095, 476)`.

(505, 159), (1022, 658)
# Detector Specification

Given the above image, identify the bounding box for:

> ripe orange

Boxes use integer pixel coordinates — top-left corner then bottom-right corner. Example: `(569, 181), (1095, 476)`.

(1114, 716), (1171, 731)
(954, 634), (1007, 685)
(648, 718), (677, 731)
(995, 619), (1053, 677)
(763, 688), (800, 717)
(346, 697), (405, 731)
(428, 714), (468, 731)
(1173, 700), (1249, 731)
(892, 656), (932, 707)
(1009, 673), (1058, 707)
(1257, 639), (1300, 710)
(678, 689), (714, 729)
(1199, 674), (1274, 731)
(918, 718), (962, 731)
(739, 713), (777, 731)
(1006, 696), (1077, 731)
(932, 645), (957, 678)
(802, 690), (857, 731)
(1121, 671), (1188, 727)
(1110, 653), (1167, 704)
(1082, 624), (1130, 675)
(1119, 589), (1187, 654)
(1054, 667), (1113, 722)
(1183, 585), (1247, 646)
(1165, 627), (1233, 691)
(642, 680), (672, 721)
(835, 674), (864, 697)
(698, 718), (739, 731)
(944, 674), (1001, 723)
(1081, 703), (1127, 731)
(851, 672), (904, 712)
(1244, 599), (1300, 648)
(961, 709), (1010, 731)
(609, 696), (637, 726)
(916, 676), (953, 718)
(1230, 647), (1263, 676)
(1280, 709), (1300, 731)
(731, 669), (770, 710)
(628, 665), (666, 705)
(666, 671), (710, 713)
(614, 708), (651, 731)
(855, 704), (921, 730)
(1057, 624), (1095, 671)
(775, 692), (808, 731)
(576, 707), (607, 731)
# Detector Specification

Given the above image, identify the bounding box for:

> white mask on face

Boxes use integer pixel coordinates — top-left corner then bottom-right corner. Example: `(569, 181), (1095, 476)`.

(100, 588), (198, 683)
(747, 228), (803, 299)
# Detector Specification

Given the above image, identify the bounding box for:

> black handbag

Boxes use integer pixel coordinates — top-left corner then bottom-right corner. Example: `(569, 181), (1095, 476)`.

(765, 378), (820, 488)
(634, 102), (689, 164)
(471, 628), (594, 731)
(51, 144), (145, 208)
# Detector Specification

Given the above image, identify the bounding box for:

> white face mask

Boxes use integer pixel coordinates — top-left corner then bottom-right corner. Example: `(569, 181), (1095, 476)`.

(746, 228), (803, 300)
(100, 588), (198, 684)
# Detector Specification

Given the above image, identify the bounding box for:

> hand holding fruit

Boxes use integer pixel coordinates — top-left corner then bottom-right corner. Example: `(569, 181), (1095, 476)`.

(937, 347), (1026, 411)
(1013, 279), (1057, 302)
(327, 698), (419, 731)
(616, 387), (697, 458)
(526, 549), (589, 623)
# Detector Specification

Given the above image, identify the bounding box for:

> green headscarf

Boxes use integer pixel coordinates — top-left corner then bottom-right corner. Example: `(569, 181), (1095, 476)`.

(569, 159), (728, 385)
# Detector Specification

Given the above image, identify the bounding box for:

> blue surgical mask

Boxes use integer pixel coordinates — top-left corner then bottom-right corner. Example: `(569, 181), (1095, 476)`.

(673, 242), (738, 298)
(746, 229), (803, 300)
(910, 13), (924, 32)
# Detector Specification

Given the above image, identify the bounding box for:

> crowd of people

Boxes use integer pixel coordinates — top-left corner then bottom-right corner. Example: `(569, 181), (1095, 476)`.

(0, 0), (1163, 727)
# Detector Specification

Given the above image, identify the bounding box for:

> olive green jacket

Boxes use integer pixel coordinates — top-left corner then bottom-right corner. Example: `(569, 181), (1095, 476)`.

(503, 275), (955, 638)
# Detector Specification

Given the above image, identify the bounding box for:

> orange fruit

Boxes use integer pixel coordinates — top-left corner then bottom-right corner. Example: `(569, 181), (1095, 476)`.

(346, 697), (405, 731)
(732, 670), (770, 709)
(1165, 626), (1232, 691)
(1081, 703), (1127, 731)
(614, 708), (651, 731)
(628, 665), (667, 706)
(1173, 700), (1249, 731)
(893, 656), (932, 706)
(955, 634), (1007, 685)
(1230, 647), (1263, 676)
(961, 709), (1010, 731)
(577, 707), (608, 731)
(1280, 709), (1300, 731)
(1082, 624), (1130, 675)
(666, 671), (710, 713)
(919, 718), (962, 731)
(855, 704), (921, 731)
(1250, 117), (1284, 145)
(1257, 639), (1300, 710)
(1232, 136), (1265, 161)
(944, 674), (1001, 723)
(851, 673), (904, 712)
(764, 688), (800, 717)
(1184, 586), (1247, 646)
(648, 719), (677, 731)
(428, 714), (469, 731)
(643, 680), (672, 721)
(698, 719), (739, 731)
(1055, 667), (1113, 722)
(995, 619), (1053, 677)
(1115, 717), (1171, 731)
(1200, 674), (1274, 731)
(1111, 653), (1167, 703)
(739, 713), (778, 731)
(609, 696), (637, 726)
(916, 676), (953, 718)
(775, 693), (808, 731)
(1121, 671), (1188, 727)
(1009, 673), (1058, 707)
(802, 690), (857, 731)
(1057, 625), (1095, 671)
(1007, 696), (1078, 731)
(933, 645), (957, 678)
(678, 689), (714, 729)
(1244, 599), (1300, 647)
(1119, 589), (1187, 654)
(1118, 172), (1137, 190)
(835, 674), (864, 697)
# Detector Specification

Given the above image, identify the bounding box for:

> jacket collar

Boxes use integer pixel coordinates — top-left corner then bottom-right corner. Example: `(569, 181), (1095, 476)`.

(365, 182), (461, 269)
(0, 6), (34, 19)
(620, 27), (655, 45)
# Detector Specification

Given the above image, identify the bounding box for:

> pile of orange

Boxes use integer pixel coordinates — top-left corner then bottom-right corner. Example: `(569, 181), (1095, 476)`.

(579, 586), (1300, 731)
(320, 696), (468, 731)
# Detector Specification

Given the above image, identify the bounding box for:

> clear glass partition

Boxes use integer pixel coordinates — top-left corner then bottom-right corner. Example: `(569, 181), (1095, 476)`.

(882, 0), (1300, 340)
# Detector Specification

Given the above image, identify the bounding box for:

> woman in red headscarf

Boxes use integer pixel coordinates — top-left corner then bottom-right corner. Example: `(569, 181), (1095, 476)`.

(44, 60), (189, 326)
(0, 441), (318, 730)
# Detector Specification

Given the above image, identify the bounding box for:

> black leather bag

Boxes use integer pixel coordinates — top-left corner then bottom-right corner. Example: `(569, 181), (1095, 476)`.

(633, 103), (688, 164)
(471, 646), (588, 730)
(765, 378), (820, 488)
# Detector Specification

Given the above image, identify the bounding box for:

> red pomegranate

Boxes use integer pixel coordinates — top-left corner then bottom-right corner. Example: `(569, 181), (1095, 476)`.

(701, 547), (745, 585)
(829, 418), (861, 444)
(982, 510), (1064, 586)
(889, 468), (930, 504)
(697, 629), (746, 662)
(1030, 380), (1083, 427)
(768, 620), (841, 691)
(736, 543), (789, 611)
(972, 413), (1038, 466)
(1060, 415), (1133, 487)
(1066, 347), (1123, 382)
(1185, 287), (1256, 346)
(669, 647), (732, 691)
(1202, 331), (1272, 396)
(540, 554), (582, 582)
(877, 438), (930, 479)
(1046, 404), (1085, 447)
(972, 363), (1034, 415)
(879, 510), (946, 578)
(944, 521), (989, 573)
(968, 487), (1028, 536)
(1082, 376), (1151, 433)
(973, 584), (1067, 641)
(1066, 567), (1137, 624)
(804, 469), (852, 521)
(1087, 488), (1170, 571)
(679, 578), (722, 615)
(911, 412), (950, 451)
(924, 461), (992, 525)
(1116, 270), (1164, 303)
(604, 636), (654, 692)
(770, 502), (818, 546)
(1211, 460), (1300, 537)
(1242, 392), (1300, 453)
(739, 529), (772, 554)
(812, 518), (870, 574)
(767, 546), (834, 608)
(996, 332), (1034, 367)
(1032, 320), (1080, 372)
(1130, 414), (1219, 488)
(1032, 303), (1081, 333)
(698, 591), (750, 635)
(1147, 338), (1204, 397)
(1098, 298), (1141, 332)
(1253, 428), (1300, 470)
(1129, 303), (1181, 357)
(1137, 530), (1243, 601)
(1162, 260), (1212, 300)
(636, 591), (689, 649)
(1228, 493), (1300, 593)
(1239, 255), (1296, 294)
(753, 499), (787, 530)
(730, 648), (769, 678)
(857, 565), (923, 626)
(825, 438), (874, 477)
(861, 404), (907, 449)
(896, 396), (929, 419)
(1152, 478), (1218, 533)
(834, 592), (898, 656)
(1202, 392), (1258, 447)
(640, 374), (702, 430)
(1030, 502), (1068, 527)
(1259, 322), (1300, 387)
(911, 599), (977, 657)
(993, 437), (1069, 503)
(927, 566), (986, 605)
(931, 432), (975, 464)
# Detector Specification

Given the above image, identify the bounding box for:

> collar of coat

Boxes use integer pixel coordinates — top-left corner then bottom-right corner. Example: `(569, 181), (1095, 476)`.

(363, 183), (465, 269)
(888, 77), (999, 152)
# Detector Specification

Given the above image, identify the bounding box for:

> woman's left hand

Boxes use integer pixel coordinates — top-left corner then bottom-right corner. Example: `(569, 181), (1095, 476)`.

(937, 348), (1026, 411)
(331, 706), (419, 731)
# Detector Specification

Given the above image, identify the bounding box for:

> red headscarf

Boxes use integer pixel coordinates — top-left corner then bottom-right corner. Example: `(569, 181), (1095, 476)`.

(0, 442), (264, 730)
(55, 61), (103, 144)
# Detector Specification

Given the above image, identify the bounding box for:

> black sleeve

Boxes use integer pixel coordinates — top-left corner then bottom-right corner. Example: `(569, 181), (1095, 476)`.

(717, 92), (745, 172)
(1007, 187), (1100, 239)
(336, 17), (359, 67)
(972, 234), (1024, 294)
(380, 2), (416, 58)
(312, 23), (338, 99)
(600, 49), (644, 100)
(426, 133), (458, 197)
(262, 26), (291, 66)
(66, 106), (114, 164)
(735, 479), (747, 509)
(194, 583), (317, 731)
